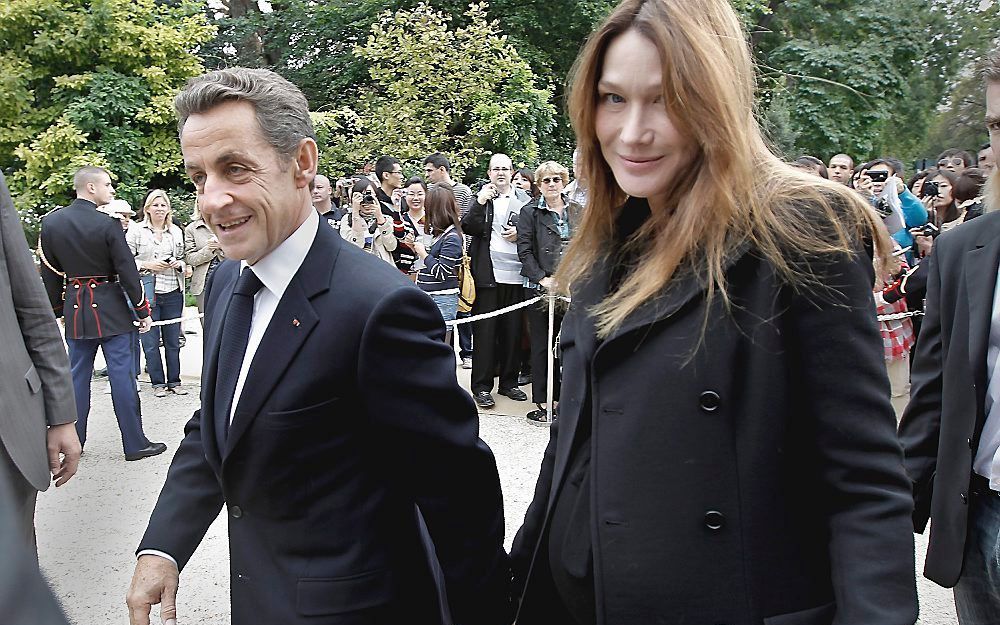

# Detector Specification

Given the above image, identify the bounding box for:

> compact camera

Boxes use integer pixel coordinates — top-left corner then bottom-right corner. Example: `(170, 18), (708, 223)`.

(922, 181), (940, 198)
(359, 188), (376, 205)
(867, 170), (889, 183)
(919, 222), (940, 238)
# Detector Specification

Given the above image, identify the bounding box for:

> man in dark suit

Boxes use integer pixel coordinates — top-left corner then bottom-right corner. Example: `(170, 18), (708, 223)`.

(126, 68), (509, 625)
(39, 167), (165, 462)
(0, 170), (80, 545)
(899, 51), (1000, 623)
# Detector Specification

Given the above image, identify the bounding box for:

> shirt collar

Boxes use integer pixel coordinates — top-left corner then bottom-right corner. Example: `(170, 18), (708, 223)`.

(241, 208), (318, 300)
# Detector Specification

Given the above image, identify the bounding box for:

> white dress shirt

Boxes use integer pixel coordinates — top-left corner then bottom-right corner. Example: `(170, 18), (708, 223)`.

(230, 209), (318, 423)
(138, 208), (318, 567)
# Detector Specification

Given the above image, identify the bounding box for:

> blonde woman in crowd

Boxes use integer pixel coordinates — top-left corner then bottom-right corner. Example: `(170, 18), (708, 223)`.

(126, 189), (187, 397)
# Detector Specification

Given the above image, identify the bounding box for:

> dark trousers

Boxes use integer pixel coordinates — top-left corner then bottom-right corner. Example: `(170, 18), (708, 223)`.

(471, 283), (524, 394)
(0, 444), (37, 549)
(140, 289), (183, 388)
(457, 310), (473, 358)
(68, 332), (149, 455)
(955, 488), (1000, 624)
(527, 295), (563, 405)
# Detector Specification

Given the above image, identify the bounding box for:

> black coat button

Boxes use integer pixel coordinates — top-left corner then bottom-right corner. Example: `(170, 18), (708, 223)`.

(230, 505), (243, 518)
(699, 391), (721, 412)
(704, 510), (725, 530)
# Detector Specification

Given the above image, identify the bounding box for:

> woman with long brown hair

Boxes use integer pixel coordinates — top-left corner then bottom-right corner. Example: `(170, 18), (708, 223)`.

(509, 0), (917, 623)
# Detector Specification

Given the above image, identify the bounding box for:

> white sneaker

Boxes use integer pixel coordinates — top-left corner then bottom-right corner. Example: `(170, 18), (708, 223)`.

(461, 357), (472, 370)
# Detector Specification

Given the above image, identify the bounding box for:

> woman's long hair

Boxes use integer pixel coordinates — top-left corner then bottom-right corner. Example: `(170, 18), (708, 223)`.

(141, 189), (173, 228)
(424, 185), (463, 237)
(557, 0), (890, 337)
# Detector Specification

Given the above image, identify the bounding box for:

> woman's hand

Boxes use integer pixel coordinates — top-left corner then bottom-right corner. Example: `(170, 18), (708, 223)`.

(539, 276), (555, 290)
(144, 260), (171, 272)
(910, 231), (934, 258)
(413, 241), (427, 259)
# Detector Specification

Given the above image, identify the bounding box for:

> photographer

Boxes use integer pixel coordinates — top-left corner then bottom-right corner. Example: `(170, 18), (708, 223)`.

(865, 159), (927, 262)
(340, 178), (397, 265)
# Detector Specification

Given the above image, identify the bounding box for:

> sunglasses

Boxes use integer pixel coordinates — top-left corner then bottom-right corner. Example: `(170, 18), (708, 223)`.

(541, 177), (563, 184)
(938, 158), (963, 167)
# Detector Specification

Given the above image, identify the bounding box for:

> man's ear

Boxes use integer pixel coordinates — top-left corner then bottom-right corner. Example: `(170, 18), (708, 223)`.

(293, 138), (318, 189)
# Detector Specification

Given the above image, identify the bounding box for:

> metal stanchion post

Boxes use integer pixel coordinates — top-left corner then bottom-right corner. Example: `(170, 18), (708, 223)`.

(546, 292), (555, 422)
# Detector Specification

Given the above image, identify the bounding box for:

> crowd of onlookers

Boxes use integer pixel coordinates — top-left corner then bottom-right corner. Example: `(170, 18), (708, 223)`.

(793, 146), (996, 417)
(95, 143), (994, 424)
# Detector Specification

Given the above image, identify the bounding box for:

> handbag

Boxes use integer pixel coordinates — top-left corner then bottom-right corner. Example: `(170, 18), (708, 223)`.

(457, 253), (476, 313)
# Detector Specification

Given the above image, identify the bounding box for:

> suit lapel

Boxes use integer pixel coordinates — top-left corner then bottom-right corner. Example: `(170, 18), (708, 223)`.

(222, 224), (340, 459)
(966, 224), (1000, 404)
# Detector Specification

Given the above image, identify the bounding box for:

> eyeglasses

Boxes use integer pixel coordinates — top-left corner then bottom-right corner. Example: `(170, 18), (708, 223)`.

(541, 177), (563, 185)
(390, 169), (403, 175)
(938, 158), (963, 167)
(490, 167), (512, 172)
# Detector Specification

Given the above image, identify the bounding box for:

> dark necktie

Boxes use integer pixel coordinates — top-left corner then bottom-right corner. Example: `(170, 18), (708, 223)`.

(214, 267), (263, 452)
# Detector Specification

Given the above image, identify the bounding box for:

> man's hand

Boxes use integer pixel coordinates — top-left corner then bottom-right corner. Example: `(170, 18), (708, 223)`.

(47, 423), (81, 487)
(477, 183), (497, 205)
(137, 317), (153, 334)
(127, 555), (179, 625)
(501, 226), (517, 242)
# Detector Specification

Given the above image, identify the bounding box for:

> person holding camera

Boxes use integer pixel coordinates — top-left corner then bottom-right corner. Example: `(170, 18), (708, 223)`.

(126, 189), (188, 398)
(461, 153), (531, 409)
(414, 186), (464, 330)
(340, 177), (397, 265)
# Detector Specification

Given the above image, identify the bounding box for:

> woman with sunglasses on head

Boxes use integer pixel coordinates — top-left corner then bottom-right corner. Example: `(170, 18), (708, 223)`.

(126, 190), (188, 398)
(516, 161), (580, 425)
(508, 0), (918, 623)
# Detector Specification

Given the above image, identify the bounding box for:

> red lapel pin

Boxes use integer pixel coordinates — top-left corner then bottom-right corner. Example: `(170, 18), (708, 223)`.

(292, 318), (300, 327)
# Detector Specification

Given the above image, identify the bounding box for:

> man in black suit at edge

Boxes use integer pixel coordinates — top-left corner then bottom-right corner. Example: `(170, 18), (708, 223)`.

(899, 49), (1000, 624)
(126, 68), (509, 625)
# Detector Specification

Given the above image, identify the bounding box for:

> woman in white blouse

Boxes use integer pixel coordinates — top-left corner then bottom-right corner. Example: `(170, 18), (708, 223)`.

(126, 189), (187, 397)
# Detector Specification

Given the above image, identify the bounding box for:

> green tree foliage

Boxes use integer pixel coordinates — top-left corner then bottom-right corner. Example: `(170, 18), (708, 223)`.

(752, 0), (999, 169)
(0, 0), (214, 237)
(294, 3), (555, 181)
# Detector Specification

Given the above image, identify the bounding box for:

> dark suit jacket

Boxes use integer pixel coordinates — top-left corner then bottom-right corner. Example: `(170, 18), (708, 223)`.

(510, 200), (917, 624)
(0, 172), (76, 492)
(138, 221), (509, 624)
(898, 211), (1000, 587)
(460, 189), (528, 289)
(39, 198), (149, 338)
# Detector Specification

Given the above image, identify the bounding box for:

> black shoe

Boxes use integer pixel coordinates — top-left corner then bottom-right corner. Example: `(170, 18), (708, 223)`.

(517, 373), (532, 386)
(526, 407), (551, 426)
(93, 367), (108, 378)
(498, 387), (528, 401)
(473, 391), (496, 409)
(125, 442), (167, 461)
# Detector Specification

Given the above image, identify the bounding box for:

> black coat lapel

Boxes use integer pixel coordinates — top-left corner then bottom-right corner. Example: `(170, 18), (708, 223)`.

(222, 223), (340, 459)
(966, 225), (1000, 404)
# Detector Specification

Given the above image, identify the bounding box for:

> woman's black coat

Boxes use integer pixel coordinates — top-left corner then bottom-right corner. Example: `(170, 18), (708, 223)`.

(509, 226), (918, 624)
(515, 197), (581, 284)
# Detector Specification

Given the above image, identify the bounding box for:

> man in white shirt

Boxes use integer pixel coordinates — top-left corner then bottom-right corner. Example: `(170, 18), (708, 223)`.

(460, 154), (530, 408)
(125, 67), (510, 625)
(900, 49), (1000, 624)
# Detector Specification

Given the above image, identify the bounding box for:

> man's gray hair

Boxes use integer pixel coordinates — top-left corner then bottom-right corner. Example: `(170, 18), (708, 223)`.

(174, 67), (316, 160)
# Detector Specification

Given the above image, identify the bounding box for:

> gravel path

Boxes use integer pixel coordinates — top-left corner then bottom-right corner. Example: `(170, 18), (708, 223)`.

(33, 323), (958, 624)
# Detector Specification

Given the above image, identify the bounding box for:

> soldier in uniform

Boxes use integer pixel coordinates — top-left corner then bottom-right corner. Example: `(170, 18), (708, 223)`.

(39, 166), (167, 461)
